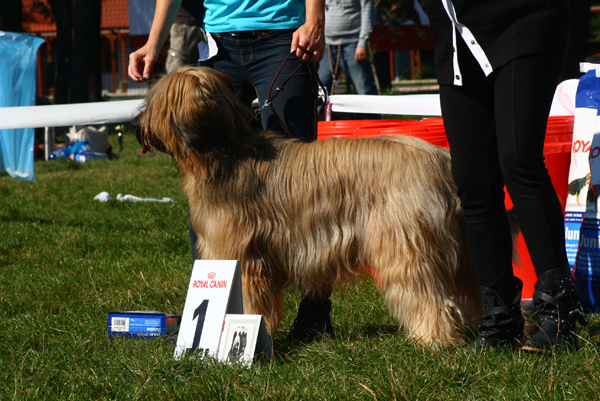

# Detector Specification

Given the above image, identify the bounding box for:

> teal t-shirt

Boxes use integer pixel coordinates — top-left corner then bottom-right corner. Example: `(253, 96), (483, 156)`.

(203, 0), (305, 32)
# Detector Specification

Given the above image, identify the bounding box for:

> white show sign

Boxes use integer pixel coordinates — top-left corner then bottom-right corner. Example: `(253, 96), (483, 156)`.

(174, 260), (243, 360)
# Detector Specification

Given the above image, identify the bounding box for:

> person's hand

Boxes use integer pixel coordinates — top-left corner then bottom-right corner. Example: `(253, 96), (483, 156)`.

(128, 44), (159, 82)
(291, 21), (325, 62)
(355, 45), (368, 65)
(128, 0), (180, 81)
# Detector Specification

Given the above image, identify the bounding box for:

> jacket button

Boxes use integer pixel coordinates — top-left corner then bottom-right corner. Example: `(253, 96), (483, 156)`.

(455, 75), (461, 80)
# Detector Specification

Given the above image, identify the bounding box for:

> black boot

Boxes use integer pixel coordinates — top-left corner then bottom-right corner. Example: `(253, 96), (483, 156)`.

(522, 265), (587, 352)
(288, 295), (334, 343)
(472, 277), (525, 348)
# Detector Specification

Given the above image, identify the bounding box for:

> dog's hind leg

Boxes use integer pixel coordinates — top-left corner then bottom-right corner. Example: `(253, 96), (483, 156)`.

(372, 253), (469, 347)
(379, 270), (468, 347)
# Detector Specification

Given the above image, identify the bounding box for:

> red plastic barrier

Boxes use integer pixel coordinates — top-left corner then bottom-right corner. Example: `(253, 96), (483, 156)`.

(318, 118), (450, 147)
(318, 116), (574, 299)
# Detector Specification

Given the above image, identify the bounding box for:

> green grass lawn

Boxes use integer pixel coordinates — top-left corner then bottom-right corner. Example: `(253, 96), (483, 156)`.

(1, 133), (599, 400)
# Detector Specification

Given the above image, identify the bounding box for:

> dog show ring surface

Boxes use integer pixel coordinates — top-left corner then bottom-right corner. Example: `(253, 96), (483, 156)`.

(317, 116), (575, 299)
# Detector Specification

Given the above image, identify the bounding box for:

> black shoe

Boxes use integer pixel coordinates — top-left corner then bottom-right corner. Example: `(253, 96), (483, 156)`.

(471, 277), (525, 349)
(288, 295), (334, 343)
(522, 265), (587, 352)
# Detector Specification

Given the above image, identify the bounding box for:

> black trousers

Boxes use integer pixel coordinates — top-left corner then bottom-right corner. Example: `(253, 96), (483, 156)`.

(439, 38), (569, 300)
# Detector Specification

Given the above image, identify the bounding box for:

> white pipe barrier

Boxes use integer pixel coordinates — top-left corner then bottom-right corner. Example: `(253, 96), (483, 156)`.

(326, 94), (442, 119)
(0, 99), (144, 130)
(325, 79), (578, 120)
(0, 79), (578, 131)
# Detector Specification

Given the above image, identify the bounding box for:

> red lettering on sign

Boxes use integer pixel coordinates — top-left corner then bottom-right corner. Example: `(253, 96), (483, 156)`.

(193, 280), (228, 289)
(209, 280), (228, 288)
(573, 140), (591, 153)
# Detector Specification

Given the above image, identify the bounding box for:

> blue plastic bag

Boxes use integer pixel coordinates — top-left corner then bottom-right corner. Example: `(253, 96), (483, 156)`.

(0, 32), (45, 182)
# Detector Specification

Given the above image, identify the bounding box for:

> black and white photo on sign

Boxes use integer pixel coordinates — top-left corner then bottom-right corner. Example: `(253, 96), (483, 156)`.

(218, 316), (258, 365)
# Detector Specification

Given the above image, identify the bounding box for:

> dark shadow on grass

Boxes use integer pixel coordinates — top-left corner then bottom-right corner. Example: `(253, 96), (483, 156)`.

(0, 211), (179, 232)
(268, 322), (401, 362)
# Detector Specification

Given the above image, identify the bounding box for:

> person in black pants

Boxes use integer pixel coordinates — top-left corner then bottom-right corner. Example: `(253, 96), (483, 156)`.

(419, 0), (586, 351)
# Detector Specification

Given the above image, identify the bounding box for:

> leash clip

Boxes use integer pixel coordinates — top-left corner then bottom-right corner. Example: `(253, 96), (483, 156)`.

(253, 98), (273, 119)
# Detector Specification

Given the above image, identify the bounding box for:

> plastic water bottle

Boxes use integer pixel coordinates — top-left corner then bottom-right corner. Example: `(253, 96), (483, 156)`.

(48, 148), (69, 161)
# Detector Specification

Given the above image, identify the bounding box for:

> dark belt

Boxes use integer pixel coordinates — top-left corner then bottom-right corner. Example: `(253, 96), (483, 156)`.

(227, 30), (258, 38)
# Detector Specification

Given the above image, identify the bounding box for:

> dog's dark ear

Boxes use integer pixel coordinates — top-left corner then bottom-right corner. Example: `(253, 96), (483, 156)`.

(132, 106), (169, 154)
(132, 112), (143, 147)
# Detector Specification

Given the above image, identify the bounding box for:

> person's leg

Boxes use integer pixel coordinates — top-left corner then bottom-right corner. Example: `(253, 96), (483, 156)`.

(494, 52), (568, 277)
(246, 30), (332, 340)
(200, 33), (258, 108)
(207, 30), (331, 341)
(439, 37), (523, 347)
(318, 44), (337, 95)
(246, 29), (318, 142)
(189, 214), (199, 262)
(165, 23), (189, 73)
(493, 51), (584, 351)
(339, 42), (378, 95)
(336, 43), (379, 119)
(166, 23), (201, 73)
(440, 43), (515, 300)
(440, 81), (524, 348)
(179, 24), (201, 66)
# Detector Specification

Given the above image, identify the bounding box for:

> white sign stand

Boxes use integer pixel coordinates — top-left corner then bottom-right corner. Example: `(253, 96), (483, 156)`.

(217, 314), (272, 366)
(174, 260), (243, 359)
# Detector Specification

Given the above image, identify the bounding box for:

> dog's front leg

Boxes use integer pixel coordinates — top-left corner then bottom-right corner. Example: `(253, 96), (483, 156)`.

(240, 260), (286, 334)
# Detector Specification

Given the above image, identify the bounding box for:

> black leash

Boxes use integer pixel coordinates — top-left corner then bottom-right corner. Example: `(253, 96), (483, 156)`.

(254, 44), (329, 139)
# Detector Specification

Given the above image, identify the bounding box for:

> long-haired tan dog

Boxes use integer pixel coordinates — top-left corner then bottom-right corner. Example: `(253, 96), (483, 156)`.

(134, 66), (481, 347)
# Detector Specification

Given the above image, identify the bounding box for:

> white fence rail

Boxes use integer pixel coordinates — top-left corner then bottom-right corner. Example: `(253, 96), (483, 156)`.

(0, 79), (577, 131)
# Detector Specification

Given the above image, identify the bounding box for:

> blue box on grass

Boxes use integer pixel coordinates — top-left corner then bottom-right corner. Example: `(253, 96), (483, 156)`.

(108, 311), (181, 339)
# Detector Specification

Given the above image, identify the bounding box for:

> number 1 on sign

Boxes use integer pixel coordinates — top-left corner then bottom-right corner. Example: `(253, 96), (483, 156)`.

(187, 299), (208, 354)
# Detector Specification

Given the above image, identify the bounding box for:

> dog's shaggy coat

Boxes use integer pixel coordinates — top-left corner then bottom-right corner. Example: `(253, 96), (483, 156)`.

(134, 66), (481, 347)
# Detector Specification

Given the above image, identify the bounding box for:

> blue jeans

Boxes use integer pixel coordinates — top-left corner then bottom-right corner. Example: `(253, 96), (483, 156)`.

(318, 42), (377, 95)
(201, 29), (318, 142)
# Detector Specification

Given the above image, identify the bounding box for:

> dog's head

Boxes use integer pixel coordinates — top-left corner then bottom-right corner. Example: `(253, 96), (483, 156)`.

(133, 66), (256, 165)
